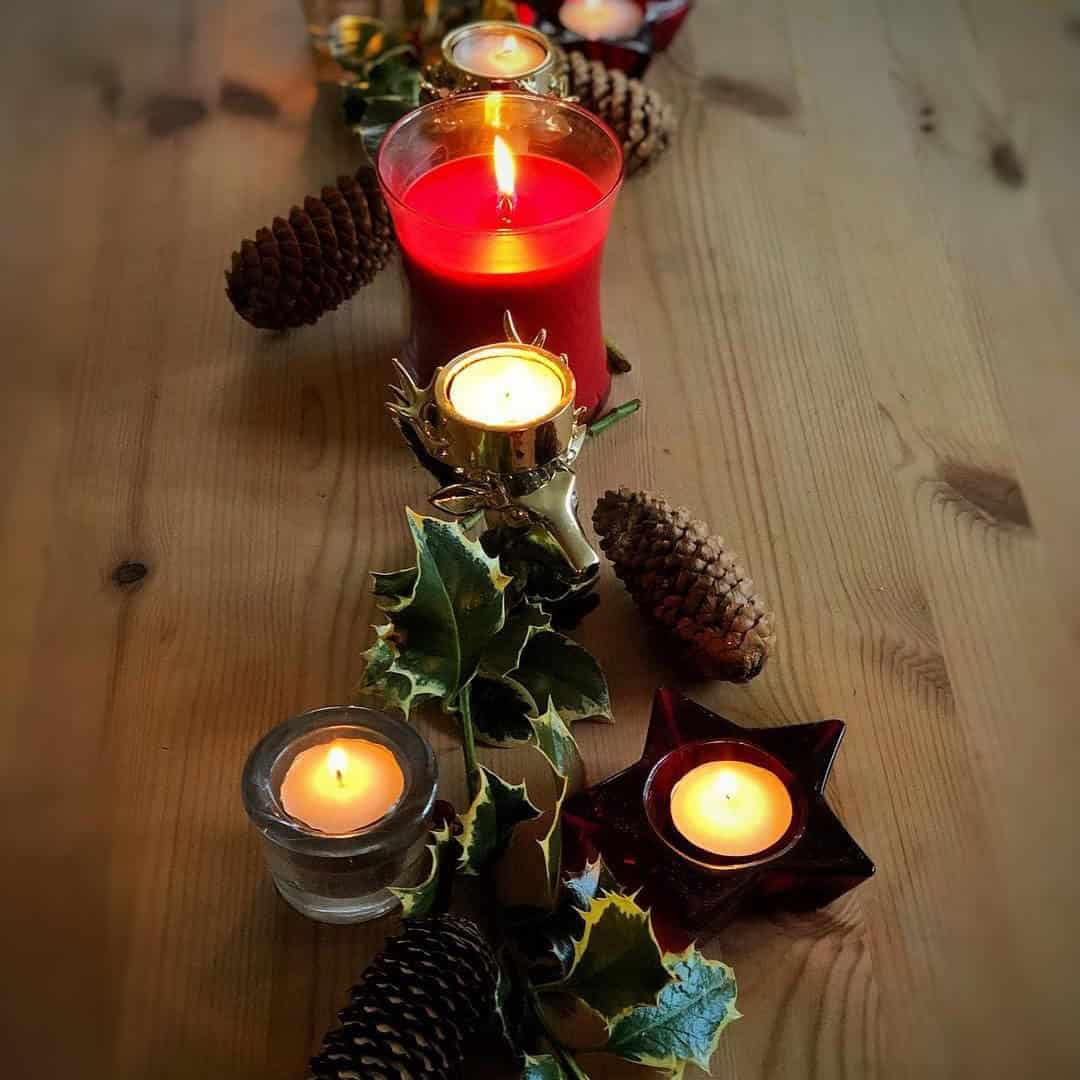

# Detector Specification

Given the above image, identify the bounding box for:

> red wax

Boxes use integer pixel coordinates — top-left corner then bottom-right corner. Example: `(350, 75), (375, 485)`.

(395, 154), (614, 418)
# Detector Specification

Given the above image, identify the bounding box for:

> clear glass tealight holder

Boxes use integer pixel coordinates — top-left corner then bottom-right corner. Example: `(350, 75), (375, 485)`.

(242, 705), (437, 924)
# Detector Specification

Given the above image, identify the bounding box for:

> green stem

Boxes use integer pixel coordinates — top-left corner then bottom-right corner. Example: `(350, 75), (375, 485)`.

(587, 397), (641, 438)
(459, 681), (481, 802)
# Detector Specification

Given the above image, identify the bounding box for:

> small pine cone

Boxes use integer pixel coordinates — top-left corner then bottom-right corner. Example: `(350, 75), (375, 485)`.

(594, 488), (775, 682)
(308, 915), (499, 1080)
(564, 51), (676, 176)
(226, 168), (394, 330)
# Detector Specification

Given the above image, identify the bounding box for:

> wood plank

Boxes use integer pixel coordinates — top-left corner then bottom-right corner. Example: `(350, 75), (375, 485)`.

(1, 0), (1078, 1077)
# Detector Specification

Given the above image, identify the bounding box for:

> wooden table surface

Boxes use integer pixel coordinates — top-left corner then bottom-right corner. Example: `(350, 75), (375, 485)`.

(4, 1), (1080, 1076)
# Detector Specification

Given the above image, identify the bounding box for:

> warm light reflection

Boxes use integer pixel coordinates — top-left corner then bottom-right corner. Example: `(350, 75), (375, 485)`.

(493, 135), (516, 199)
(484, 90), (503, 128)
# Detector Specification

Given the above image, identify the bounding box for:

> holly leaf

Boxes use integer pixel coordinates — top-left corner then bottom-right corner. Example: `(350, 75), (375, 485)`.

(470, 673), (537, 747)
(530, 699), (582, 789)
(511, 630), (611, 724)
(482, 601), (553, 676)
(389, 822), (458, 918)
(565, 858), (623, 914)
(606, 946), (740, 1071)
(358, 626), (416, 712)
(543, 894), (672, 1020)
(371, 566), (418, 611)
(522, 1054), (568, 1080)
(363, 510), (512, 711)
(458, 765), (540, 875)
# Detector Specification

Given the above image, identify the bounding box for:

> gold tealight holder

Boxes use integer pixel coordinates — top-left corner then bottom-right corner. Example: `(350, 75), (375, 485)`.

(387, 312), (598, 581)
(424, 22), (566, 98)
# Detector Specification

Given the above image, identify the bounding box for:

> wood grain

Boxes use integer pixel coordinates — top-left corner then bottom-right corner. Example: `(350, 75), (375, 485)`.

(2, 1), (1079, 1077)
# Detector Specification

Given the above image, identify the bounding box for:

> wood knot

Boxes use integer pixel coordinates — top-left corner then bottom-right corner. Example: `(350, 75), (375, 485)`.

(144, 94), (207, 137)
(939, 462), (1032, 529)
(219, 78), (280, 120)
(112, 560), (149, 588)
(700, 74), (794, 120)
(989, 140), (1026, 188)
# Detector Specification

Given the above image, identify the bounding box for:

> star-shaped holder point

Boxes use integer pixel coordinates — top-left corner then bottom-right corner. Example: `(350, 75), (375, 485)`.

(562, 688), (875, 946)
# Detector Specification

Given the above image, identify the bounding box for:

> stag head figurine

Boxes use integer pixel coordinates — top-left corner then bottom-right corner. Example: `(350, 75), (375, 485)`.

(387, 312), (599, 583)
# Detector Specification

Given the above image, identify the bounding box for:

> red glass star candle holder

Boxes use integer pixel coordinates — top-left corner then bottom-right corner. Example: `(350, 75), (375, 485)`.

(377, 91), (623, 421)
(562, 688), (875, 947)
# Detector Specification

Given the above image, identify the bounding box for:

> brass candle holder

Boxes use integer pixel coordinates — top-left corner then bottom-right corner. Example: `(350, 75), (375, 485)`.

(387, 311), (599, 584)
(423, 22), (567, 98)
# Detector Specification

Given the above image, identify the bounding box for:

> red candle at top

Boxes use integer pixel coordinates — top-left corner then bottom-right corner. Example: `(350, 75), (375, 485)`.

(380, 93), (623, 420)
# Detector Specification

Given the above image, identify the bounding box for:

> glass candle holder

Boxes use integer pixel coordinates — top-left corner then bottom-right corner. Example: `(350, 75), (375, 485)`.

(433, 22), (565, 95)
(377, 91), (624, 421)
(242, 705), (437, 924)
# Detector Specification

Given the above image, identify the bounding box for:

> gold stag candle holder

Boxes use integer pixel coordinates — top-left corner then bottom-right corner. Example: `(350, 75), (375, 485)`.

(387, 311), (599, 583)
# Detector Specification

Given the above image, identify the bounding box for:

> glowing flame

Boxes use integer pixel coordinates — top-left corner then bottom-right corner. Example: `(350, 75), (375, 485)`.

(493, 135), (516, 199)
(497, 34), (519, 59)
(711, 768), (739, 801)
(327, 745), (348, 782)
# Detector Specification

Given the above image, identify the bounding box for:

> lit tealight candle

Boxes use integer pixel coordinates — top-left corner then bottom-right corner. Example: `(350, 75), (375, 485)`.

(452, 26), (549, 78)
(448, 350), (567, 428)
(280, 737), (405, 834)
(559, 0), (644, 41)
(670, 760), (793, 858)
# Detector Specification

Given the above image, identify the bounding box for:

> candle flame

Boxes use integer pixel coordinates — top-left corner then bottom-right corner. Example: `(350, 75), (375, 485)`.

(497, 34), (519, 58)
(327, 745), (348, 785)
(711, 768), (739, 801)
(493, 135), (516, 199)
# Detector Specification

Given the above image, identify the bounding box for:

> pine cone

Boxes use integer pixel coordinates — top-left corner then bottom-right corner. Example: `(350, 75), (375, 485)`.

(226, 168), (394, 330)
(564, 51), (677, 176)
(308, 915), (499, 1080)
(593, 489), (775, 682)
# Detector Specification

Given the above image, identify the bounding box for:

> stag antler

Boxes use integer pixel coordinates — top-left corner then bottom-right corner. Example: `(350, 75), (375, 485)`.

(385, 358), (450, 462)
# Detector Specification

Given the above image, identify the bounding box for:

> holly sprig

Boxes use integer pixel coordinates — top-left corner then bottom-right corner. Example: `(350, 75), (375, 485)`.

(358, 511), (739, 1077)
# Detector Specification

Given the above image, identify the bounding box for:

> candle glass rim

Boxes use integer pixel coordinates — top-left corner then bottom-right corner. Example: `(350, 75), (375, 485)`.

(443, 21), (553, 80)
(435, 341), (577, 433)
(643, 739), (809, 871)
(242, 705), (437, 859)
(376, 91), (625, 239)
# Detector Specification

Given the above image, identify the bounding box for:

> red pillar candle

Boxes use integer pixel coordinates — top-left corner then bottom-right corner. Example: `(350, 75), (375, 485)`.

(378, 92), (624, 419)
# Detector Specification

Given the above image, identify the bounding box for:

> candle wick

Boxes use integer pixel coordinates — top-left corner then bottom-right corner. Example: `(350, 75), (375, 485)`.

(335, 768), (344, 787)
(496, 191), (517, 225)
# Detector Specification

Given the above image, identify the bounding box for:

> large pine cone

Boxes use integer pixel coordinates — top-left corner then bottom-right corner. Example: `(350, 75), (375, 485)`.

(308, 915), (499, 1080)
(226, 168), (394, 330)
(564, 51), (676, 176)
(594, 489), (775, 682)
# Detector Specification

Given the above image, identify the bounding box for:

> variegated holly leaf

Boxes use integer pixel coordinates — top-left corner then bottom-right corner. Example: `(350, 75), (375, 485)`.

(542, 894), (672, 1020)
(357, 626), (415, 712)
(458, 765), (540, 876)
(371, 566), (418, 610)
(389, 822), (458, 917)
(530, 699), (582, 791)
(606, 946), (740, 1071)
(511, 630), (612, 724)
(359, 510), (512, 711)
(564, 858), (623, 914)
(471, 673), (537, 747)
(482, 601), (553, 677)
(522, 1054), (567, 1080)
